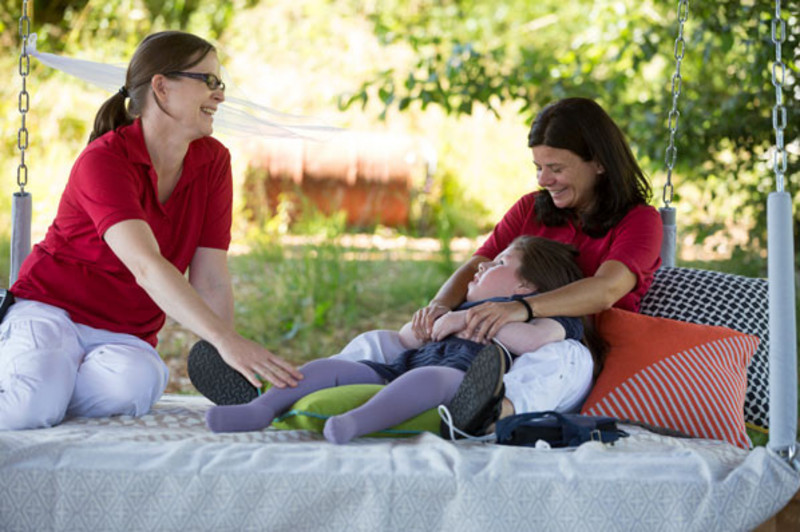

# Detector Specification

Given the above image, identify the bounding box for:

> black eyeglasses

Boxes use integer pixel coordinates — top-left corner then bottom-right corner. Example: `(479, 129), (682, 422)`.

(165, 71), (226, 91)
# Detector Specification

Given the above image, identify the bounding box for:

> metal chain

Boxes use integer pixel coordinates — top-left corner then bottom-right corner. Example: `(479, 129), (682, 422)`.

(771, 0), (787, 193)
(662, 0), (690, 207)
(17, 0), (31, 194)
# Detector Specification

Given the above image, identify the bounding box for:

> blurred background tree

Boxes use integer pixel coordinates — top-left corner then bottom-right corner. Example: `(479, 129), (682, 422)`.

(1, 0), (798, 269)
(342, 0), (799, 258)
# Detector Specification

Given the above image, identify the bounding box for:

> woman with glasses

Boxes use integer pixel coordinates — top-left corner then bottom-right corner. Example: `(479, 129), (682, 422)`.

(0, 31), (302, 430)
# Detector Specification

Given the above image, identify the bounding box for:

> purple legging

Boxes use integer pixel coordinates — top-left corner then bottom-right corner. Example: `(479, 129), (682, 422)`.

(205, 358), (464, 443)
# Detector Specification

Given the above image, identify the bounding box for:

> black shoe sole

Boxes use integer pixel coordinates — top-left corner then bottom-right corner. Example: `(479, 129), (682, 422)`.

(187, 340), (258, 405)
(443, 343), (507, 437)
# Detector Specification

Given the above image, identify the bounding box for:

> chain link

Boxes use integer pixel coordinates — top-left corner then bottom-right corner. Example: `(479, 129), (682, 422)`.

(771, 0), (787, 192)
(17, 0), (31, 193)
(662, 0), (690, 206)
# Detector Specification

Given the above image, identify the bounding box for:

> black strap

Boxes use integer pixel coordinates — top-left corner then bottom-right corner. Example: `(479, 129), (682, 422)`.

(0, 289), (15, 322)
(516, 298), (534, 321)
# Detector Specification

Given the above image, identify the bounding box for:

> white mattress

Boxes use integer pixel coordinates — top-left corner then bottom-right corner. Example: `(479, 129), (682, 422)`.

(1, 394), (797, 531)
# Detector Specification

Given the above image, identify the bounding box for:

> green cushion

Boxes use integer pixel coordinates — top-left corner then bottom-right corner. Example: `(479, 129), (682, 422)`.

(270, 384), (441, 437)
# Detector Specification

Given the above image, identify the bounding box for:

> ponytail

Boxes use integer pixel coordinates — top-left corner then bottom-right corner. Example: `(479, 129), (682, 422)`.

(89, 91), (133, 143)
(87, 31), (217, 144)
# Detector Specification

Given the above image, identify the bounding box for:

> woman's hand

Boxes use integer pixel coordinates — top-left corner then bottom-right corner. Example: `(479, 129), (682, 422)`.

(216, 334), (304, 389)
(463, 300), (528, 343)
(411, 301), (451, 342)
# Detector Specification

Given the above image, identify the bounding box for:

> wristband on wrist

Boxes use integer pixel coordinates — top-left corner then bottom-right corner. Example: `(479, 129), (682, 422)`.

(517, 298), (534, 322)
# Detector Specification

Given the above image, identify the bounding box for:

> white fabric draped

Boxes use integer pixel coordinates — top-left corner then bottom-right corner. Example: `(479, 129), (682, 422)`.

(25, 33), (341, 141)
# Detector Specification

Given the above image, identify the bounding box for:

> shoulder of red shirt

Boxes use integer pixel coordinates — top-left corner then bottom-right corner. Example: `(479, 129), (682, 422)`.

(86, 119), (229, 168)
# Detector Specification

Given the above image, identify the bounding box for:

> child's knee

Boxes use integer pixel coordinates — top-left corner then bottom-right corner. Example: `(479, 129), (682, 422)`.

(0, 345), (79, 430)
(0, 397), (67, 430)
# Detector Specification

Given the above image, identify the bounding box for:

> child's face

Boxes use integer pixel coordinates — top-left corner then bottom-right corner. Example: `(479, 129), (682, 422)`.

(466, 246), (531, 302)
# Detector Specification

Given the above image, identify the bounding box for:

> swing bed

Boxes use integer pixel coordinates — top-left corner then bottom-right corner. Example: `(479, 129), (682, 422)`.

(2, 2), (798, 530)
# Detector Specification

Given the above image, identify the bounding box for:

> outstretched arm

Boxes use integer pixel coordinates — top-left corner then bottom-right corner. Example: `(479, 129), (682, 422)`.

(104, 219), (303, 388)
(188, 246), (234, 327)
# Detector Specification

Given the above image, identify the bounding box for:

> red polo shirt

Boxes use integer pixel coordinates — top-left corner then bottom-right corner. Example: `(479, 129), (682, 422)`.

(476, 192), (662, 311)
(12, 119), (233, 346)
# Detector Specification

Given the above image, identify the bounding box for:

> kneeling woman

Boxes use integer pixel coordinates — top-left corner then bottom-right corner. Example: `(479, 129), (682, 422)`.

(0, 31), (300, 431)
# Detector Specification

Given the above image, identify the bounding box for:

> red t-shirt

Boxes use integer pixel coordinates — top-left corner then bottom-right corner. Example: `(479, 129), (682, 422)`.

(12, 119), (233, 346)
(476, 192), (662, 311)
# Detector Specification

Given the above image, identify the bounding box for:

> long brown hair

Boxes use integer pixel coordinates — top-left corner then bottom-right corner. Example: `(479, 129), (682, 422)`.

(528, 98), (651, 238)
(510, 235), (607, 371)
(89, 31), (216, 143)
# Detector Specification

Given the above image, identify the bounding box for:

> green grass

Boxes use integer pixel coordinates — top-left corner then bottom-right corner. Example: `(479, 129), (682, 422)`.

(223, 237), (448, 364)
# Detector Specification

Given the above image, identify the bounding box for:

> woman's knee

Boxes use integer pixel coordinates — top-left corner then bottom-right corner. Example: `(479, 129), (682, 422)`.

(0, 355), (78, 429)
(0, 304), (82, 429)
(0, 381), (72, 430)
(330, 330), (405, 363)
(68, 345), (168, 418)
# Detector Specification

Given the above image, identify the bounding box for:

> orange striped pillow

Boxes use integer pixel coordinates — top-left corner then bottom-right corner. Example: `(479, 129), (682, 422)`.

(581, 308), (759, 449)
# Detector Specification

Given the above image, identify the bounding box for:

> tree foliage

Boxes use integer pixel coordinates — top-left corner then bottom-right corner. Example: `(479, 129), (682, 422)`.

(0, 0), (253, 52)
(3, 0), (798, 251)
(342, 0), (799, 247)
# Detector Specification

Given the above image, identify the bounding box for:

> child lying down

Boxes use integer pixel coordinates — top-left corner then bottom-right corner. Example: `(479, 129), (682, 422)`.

(198, 236), (596, 443)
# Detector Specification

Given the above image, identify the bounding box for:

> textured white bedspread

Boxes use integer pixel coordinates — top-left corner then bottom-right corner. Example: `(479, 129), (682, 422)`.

(1, 395), (798, 531)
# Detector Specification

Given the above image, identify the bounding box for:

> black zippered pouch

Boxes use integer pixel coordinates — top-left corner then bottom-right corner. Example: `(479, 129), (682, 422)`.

(495, 411), (627, 448)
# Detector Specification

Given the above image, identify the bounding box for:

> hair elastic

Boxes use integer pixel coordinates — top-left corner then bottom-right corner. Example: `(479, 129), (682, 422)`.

(118, 85), (129, 98)
(517, 298), (534, 322)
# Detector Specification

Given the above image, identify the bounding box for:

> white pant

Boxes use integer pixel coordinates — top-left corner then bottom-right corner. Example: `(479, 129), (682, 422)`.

(331, 330), (594, 414)
(0, 299), (169, 430)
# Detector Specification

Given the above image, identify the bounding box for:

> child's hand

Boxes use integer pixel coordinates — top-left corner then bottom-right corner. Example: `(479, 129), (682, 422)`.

(431, 310), (467, 341)
(411, 302), (450, 341)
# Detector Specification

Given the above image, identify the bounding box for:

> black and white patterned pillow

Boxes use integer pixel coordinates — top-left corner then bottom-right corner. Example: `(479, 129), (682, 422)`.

(639, 267), (769, 429)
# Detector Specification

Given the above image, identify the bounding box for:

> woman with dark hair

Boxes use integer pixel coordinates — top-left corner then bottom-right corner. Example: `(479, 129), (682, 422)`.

(435, 98), (660, 332)
(0, 31), (301, 430)
(396, 97), (661, 432)
(526, 97), (652, 239)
